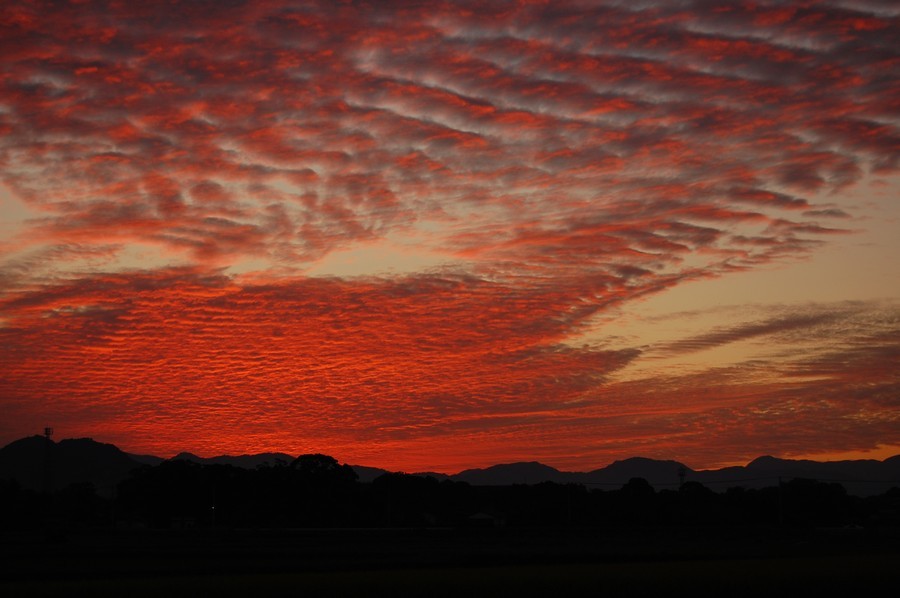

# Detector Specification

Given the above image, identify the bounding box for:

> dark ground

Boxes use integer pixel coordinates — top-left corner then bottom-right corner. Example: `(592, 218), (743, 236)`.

(2, 526), (898, 596)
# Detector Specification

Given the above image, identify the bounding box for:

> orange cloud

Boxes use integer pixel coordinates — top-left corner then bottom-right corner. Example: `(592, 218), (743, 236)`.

(1, 0), (898, 470)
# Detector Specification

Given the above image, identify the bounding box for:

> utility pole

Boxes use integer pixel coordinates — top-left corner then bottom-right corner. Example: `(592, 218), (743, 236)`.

(42, 427), (54, 495)
(777, 477), (784, 526)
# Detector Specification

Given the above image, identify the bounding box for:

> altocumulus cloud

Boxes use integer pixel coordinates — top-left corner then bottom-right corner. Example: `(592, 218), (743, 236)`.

(0, 0), (898, 470)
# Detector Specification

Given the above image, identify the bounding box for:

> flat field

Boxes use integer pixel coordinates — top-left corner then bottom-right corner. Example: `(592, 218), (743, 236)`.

(2, 527), (897, 596)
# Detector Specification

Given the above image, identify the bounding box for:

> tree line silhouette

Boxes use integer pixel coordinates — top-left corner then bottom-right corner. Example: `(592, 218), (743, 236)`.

(2, 453), (899, 531)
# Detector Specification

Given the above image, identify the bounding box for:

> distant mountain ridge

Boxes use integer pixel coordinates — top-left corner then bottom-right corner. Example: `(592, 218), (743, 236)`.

(1, 436), (898, 496)
(0, 435), (142, 495)
(169, 451), (294, 469)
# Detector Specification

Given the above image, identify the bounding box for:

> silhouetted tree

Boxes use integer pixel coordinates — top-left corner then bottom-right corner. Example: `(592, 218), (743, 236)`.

(372, 473), (445, 526)
(781, 478), (852, 526)
(616, 477), (656, 524)
(288, 454), (358, 526)
(291, 453), (358, 485)
(97, 459), (900, 530)
(621, 477), (655, 497)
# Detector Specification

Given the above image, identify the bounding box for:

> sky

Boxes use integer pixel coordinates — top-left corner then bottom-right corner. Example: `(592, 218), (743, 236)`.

(1, 0), (898, 473)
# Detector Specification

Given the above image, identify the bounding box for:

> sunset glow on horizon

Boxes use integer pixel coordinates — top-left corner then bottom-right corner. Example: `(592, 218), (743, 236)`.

(1, 0), (898, 473)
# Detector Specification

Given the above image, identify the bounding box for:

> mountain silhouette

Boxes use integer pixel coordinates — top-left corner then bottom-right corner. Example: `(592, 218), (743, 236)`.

(350, 464), (391, 483)
(1, 435), (898, 496)
(350, 465), (450, 482)
(745, 454), (887, 479)
(126, 452), (165, 466)
(455, 461), (574, 485)
(168, 451), (293, 468)
(577, 457), (691, 487)
(0, 436), (143, 496)
(689, 454), (900, 496)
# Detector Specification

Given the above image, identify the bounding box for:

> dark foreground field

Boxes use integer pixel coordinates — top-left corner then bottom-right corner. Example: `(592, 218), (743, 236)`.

(2, 526), (898, 597)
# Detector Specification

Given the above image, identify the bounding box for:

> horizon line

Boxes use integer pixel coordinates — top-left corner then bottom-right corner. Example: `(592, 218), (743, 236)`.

(9, 433), (900, 476)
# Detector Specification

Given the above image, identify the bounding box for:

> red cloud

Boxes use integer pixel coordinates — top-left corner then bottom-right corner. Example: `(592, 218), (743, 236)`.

(2, 0), (893, 270)
(1, 0), (898, 469)
(0, 271), (639, 467)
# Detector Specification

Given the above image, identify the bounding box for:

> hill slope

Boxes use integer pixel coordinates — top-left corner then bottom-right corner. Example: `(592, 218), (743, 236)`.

(2, 436), (898, 496)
